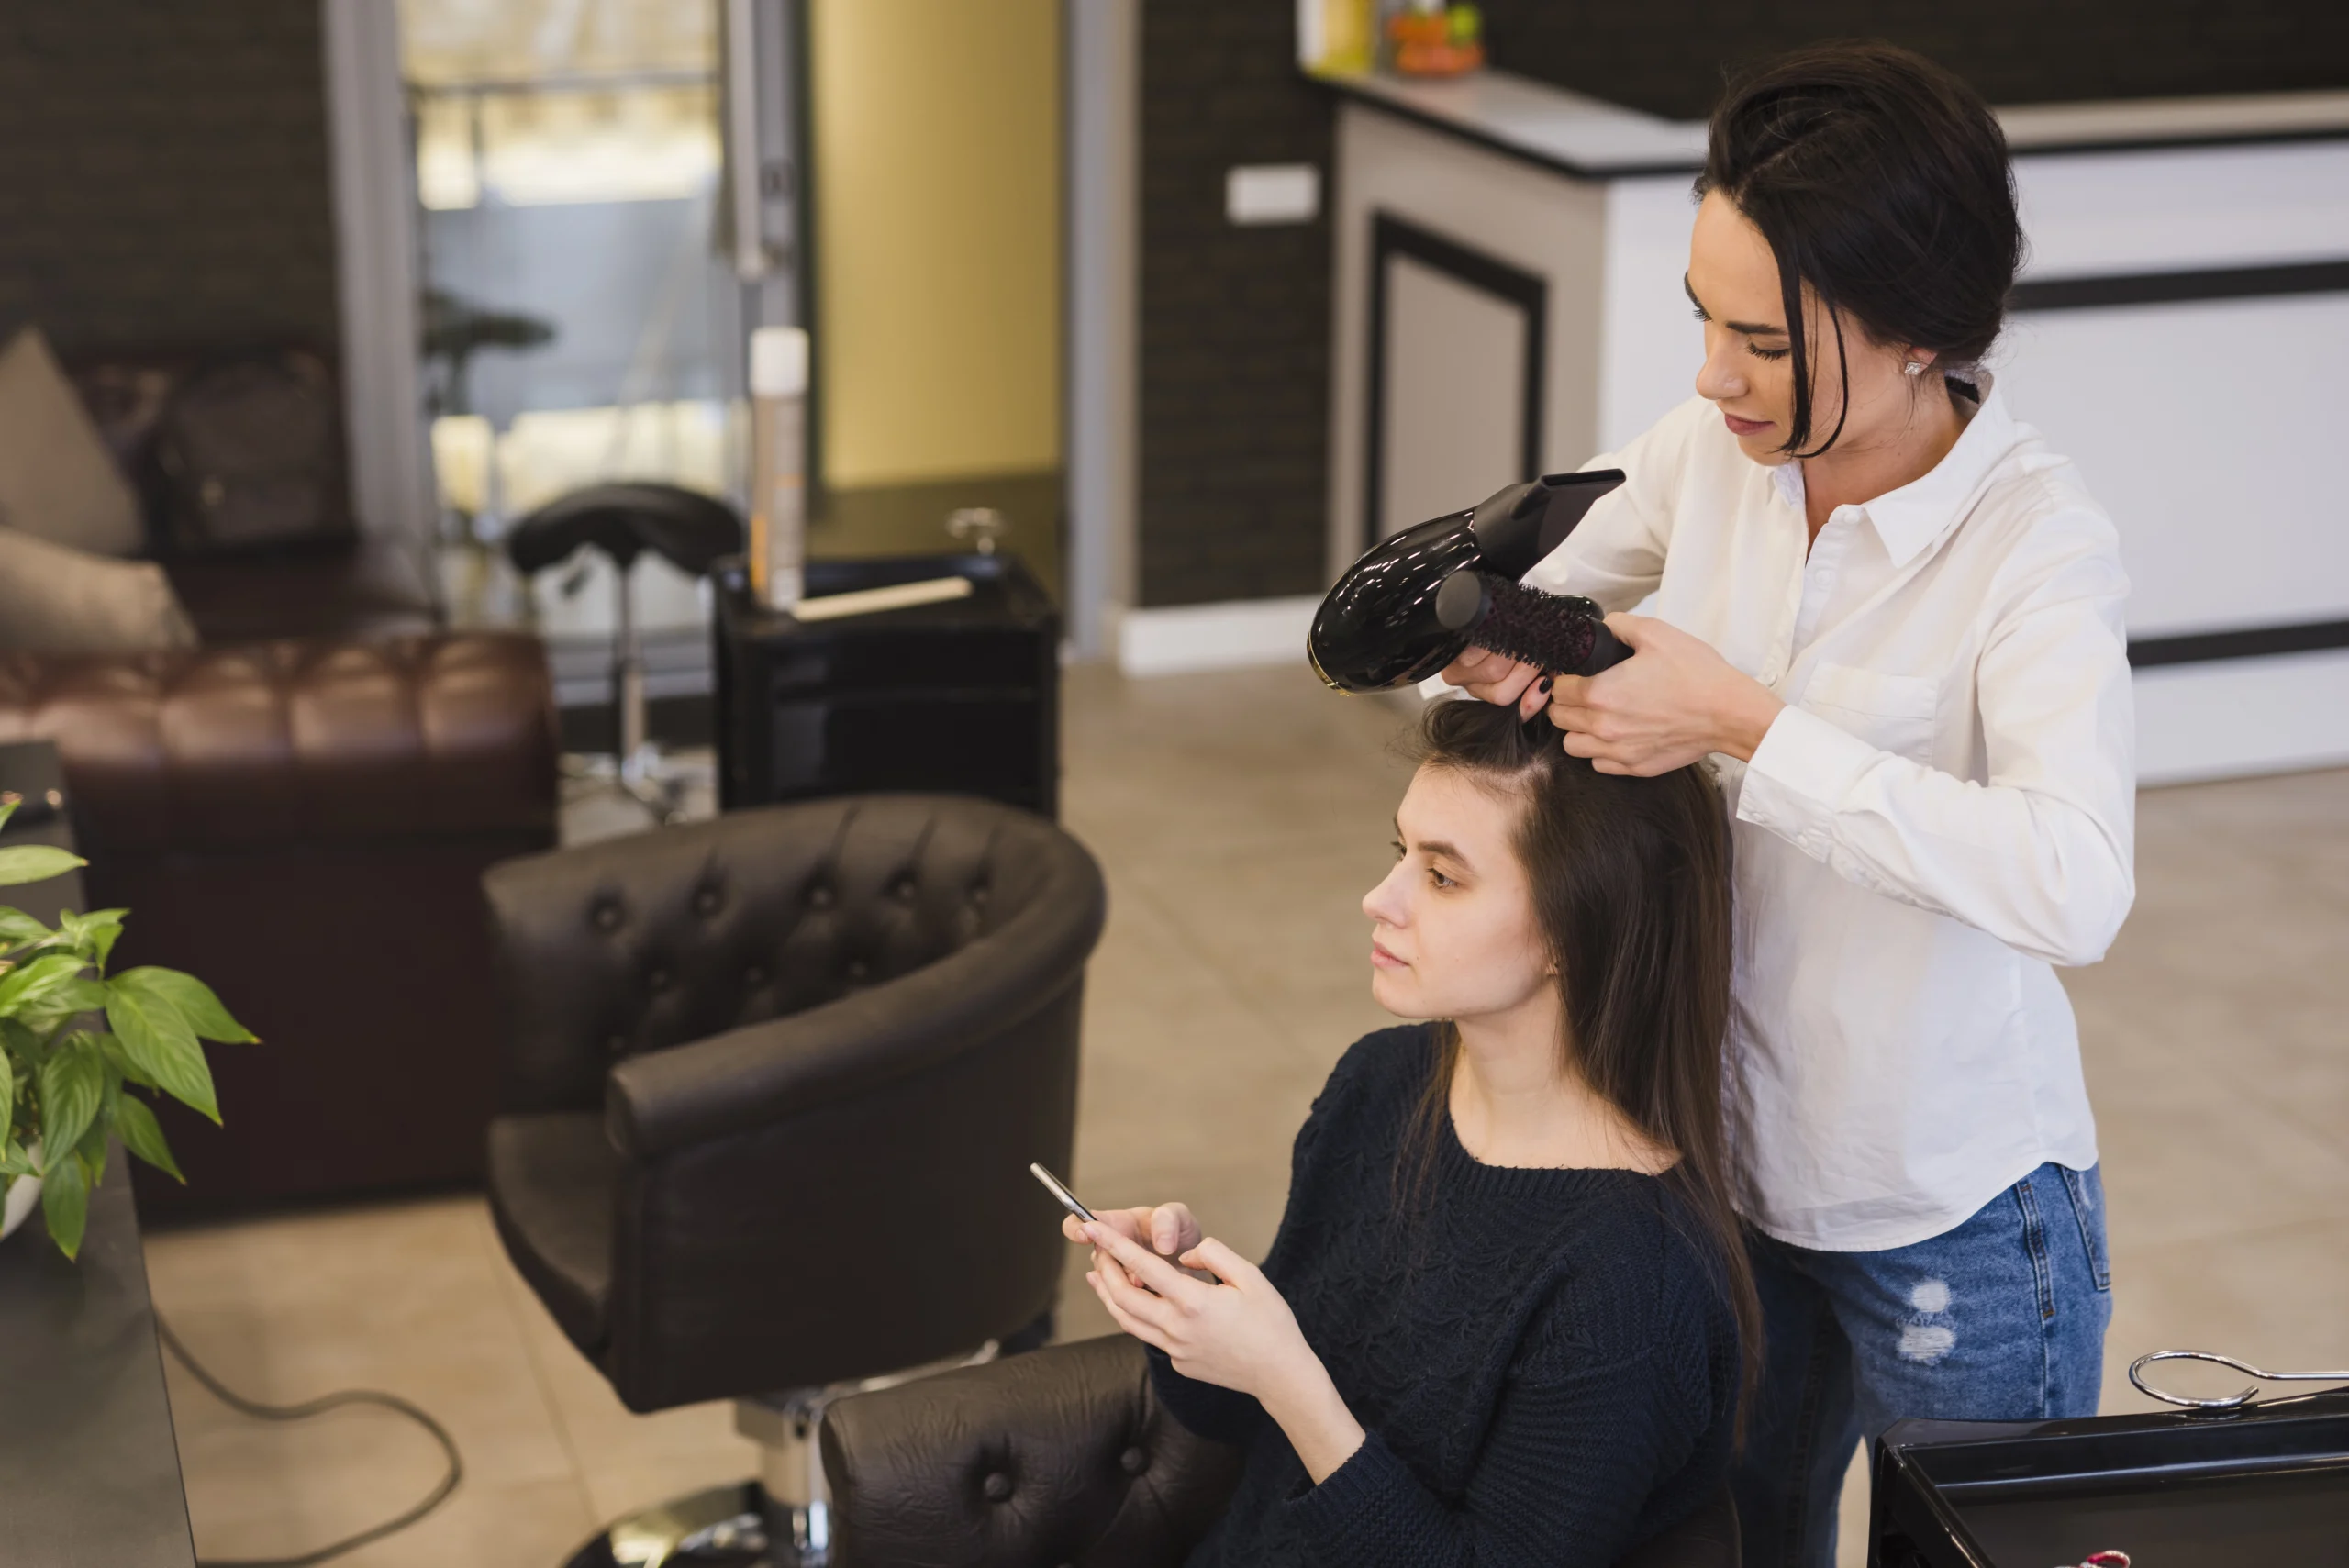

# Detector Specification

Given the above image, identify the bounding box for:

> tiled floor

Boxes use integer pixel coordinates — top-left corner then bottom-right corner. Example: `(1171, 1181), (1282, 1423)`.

(135, 662), (2349, 1567)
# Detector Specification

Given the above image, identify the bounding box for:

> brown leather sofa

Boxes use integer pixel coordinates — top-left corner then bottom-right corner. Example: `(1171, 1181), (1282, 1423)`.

(819, 1333), (1742, 1567)
(65, 348), (443, 644)
(0, 634), (558, 1219)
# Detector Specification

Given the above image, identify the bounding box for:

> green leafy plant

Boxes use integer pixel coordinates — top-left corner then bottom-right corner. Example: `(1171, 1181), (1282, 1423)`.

(0, 799), (253, 1259)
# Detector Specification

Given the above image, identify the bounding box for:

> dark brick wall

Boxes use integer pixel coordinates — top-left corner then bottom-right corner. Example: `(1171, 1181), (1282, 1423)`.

(1477, 1), (2349, 122)
(1138, 0), (1333, 607)
(0, 2), (340, 357)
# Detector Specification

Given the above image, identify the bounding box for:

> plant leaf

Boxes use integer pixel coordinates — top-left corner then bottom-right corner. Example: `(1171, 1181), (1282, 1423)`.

(0, 1145), (32, 1181)
(0, 906), (52, 947)
(112, 968), (257, 1045)
(94, 1031), (156, 1091)
(0, 1016), (40, 1073)
(57, 909), (127, 969)
(0, 844), (86, 889)
(76, 1115), (107, 1190)
(41, 1151), (87, 1260)
(115, 1094), (183, 1183)
(0, 1028), (11, 1140)
(0, 952), (90, 1016)
(106, 979), (217, 1123)
(12, 981), (109, 1046)
(38, 1036), (105, 1168)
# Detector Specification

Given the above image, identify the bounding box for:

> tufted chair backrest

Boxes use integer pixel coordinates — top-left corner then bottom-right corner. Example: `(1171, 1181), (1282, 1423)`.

(484, 794), (1085, 1115)
(822, 1335), (1244, 1568)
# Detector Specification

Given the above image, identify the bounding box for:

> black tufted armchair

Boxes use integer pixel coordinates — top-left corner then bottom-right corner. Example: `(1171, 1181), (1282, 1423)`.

(820, 1334), (1741, 1568)
(480, 793), (1107, 1564)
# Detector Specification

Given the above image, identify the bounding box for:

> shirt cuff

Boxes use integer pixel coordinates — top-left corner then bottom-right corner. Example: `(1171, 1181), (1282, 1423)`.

(1284, 1427), (1414, 1561)
(1736, 704), (1881, 859)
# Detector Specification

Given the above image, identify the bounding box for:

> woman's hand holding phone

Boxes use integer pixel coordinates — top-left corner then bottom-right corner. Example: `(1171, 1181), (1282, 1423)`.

(1078, 1220), (1367, 1485)
(1061, 1202), (1201, 1288)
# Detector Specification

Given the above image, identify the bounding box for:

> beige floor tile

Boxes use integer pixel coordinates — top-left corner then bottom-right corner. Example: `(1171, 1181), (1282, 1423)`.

(2075, 1026), (2349, 1250)
(260, 1475), (595, 1568)
(1074, 888), (1335, 1186)
(469, 1203), (763, 1525)
(145, 1195), (595, 1562)
(148, 1198), (578, 1487)
(2101, 1217), (2349, 1416)
(1112, 834), (1408, 1054)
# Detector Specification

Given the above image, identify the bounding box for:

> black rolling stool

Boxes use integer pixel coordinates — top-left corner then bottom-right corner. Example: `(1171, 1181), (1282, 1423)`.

(507, 482), (744, 822)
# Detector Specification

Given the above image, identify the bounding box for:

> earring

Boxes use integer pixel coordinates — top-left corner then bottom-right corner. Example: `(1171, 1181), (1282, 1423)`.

(1903, 360), (1926, 377)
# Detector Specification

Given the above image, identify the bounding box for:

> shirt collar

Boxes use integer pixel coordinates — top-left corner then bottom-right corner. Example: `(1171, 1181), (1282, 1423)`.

(1859, 373), (2019, 566)
(1768, 373), (2020, 569)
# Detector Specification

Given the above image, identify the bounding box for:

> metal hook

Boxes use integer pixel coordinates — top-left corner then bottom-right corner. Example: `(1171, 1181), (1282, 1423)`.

(2128, 1349), (2349, 1410)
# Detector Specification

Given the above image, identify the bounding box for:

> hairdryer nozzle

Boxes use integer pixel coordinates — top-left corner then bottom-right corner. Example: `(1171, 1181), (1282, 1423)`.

(1435, 569), (1631, 678)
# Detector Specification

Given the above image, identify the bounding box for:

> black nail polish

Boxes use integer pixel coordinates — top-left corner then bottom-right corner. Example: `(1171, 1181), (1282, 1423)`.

(1537, 676), (1553, 693)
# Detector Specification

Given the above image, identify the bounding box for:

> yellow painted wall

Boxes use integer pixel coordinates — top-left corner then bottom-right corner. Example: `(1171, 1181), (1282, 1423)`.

(812, 0), (1062, 487)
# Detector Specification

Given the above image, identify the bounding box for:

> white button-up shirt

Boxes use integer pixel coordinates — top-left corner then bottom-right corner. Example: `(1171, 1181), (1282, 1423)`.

(1532, 380), (2134, 1251)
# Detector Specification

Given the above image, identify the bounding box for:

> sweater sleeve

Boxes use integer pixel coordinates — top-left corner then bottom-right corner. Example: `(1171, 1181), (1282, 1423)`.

(1283, 1282), (1720, 1568)
(1147, 1345), (1270, 1446)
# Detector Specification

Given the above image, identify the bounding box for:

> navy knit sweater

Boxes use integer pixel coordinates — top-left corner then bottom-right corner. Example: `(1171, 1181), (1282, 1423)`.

(1150, 1025), (1739, 1568)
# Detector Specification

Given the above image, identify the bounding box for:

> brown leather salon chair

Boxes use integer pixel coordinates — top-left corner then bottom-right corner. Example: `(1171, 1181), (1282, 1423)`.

(480, 794), (1108, 1565)
(821, 1333), (1741, 1567)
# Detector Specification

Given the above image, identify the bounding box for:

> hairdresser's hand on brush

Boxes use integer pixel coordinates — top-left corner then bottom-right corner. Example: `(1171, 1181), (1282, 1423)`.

(1440, 645), (1552, 719)
(1545, 613), (1785, 774)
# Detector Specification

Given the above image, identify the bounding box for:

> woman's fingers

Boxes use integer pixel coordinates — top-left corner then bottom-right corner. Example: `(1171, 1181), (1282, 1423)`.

(1090, 1250), (1174, 1329)
(1149, 1202), (1201, 1255)
(1085, 1221), (1197, 1299)
(1181, 1236), (1260, 1287)
(1439, 647), (1506, 686)
(1442, 650), (1541, 708)
(1087, 1272), (1172, 1351)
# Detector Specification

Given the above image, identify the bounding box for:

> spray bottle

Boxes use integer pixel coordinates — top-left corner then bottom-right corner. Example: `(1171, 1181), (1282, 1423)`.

(747, 326), (808, 611)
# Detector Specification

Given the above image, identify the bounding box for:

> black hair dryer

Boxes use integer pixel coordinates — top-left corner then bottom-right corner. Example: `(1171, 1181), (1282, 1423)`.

(1308, 470), (1635, 694)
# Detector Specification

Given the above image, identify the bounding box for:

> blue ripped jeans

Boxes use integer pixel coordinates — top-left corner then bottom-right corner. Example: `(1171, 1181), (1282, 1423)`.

(1731, 1162), (2112, 1568)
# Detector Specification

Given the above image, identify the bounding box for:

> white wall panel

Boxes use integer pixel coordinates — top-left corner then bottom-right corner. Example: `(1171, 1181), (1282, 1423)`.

(2014, 141), (2349, 278)
(2135, 650), (2349, 784)
(1329, 105), (1605, 577)
(1997, 294), (2349, 636)
(1598, 174), (1704, 453)
(1379, 257), (1531, 536)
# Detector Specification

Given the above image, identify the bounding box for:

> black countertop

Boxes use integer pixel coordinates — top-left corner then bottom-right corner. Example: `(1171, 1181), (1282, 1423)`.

(0, 739), (197, 1566)
(0, 1161), (197, 1566)
(1314, 66), (2349, 180)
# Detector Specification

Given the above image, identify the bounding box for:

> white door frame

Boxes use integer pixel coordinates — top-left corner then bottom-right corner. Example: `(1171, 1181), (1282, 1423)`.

(1063, 0), (1139, 660)
(322, 0), (434, 547)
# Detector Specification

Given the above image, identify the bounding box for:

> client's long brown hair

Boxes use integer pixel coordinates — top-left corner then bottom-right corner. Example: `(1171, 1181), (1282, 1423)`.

(1400, 699), (1760, 1418)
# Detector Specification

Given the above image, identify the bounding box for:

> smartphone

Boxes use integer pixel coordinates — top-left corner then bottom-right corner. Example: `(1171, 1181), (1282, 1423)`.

(1030, 1162), (1097, 1223)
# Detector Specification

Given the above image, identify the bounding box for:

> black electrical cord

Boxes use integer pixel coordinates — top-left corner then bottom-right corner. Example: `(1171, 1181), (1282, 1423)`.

(154, 1313), (463, 1568)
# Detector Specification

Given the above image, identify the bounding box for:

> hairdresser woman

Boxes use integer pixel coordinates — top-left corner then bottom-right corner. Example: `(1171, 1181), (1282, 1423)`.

(1445, 44), (2132, 1568)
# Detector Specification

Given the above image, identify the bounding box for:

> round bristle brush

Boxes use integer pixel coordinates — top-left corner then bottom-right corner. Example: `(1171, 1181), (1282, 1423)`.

(1434, 570), (1632, 677)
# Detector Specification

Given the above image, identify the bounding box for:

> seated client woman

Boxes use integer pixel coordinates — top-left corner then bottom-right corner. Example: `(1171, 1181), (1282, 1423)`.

(1069, 699), (1759, 1567)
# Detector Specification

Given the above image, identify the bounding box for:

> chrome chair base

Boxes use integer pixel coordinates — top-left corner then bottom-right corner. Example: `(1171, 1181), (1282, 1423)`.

(562, 746), (702, 827)
(560, 1480), (820, 1567)
(558, 1340), (1008, 1568)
